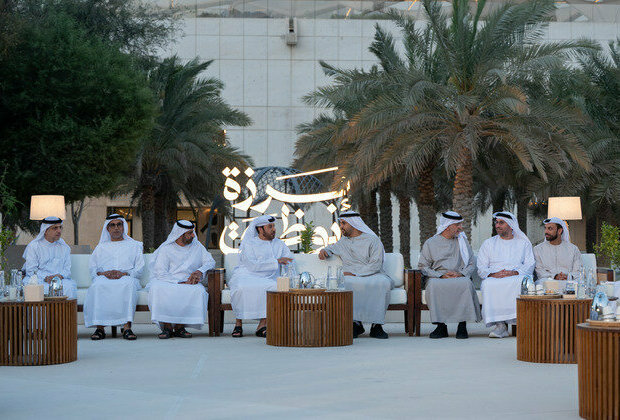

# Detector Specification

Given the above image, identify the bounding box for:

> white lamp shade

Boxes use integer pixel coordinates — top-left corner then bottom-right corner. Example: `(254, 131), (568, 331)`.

(30, 195), (66, 220)
(547, 196), (582, 220)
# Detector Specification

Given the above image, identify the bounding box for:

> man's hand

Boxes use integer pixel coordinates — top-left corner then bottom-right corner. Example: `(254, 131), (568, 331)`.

(343, 272), (355, 276)
(318, 250), (329, 260)
(490, 270), (519, 278)
(44, 274), (63, 283)
(554, 273), (568, 280)
(277, 257), (293, 265)
(441, 271), (462, 278)
(185, 270), (202, 285)
(99, 270), (125, 279)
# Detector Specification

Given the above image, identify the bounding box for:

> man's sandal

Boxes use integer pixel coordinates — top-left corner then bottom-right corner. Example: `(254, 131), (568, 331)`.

(173, 327), (193, 338)
(232, 326), (243, 338)
(121, 328), (137, 340)
(255, 326), (267, 338)
(158, 329), (173, 339)
(91, 328), (105, 340)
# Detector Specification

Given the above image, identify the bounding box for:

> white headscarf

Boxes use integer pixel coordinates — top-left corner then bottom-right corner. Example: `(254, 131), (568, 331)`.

(240, 215), (276, 246)
(338, 210), (378, 237)
(543, 216), (570, 243)
(493, 211), (529, 242)
(98, 214), (135, 244)
(151, 220), (198, 262)
(23, 217), (69, 258)
(436, 211), (469, 266)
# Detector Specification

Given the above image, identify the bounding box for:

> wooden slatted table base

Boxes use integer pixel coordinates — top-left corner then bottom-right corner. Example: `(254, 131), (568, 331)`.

(516, 297), (591, 364)
(577, 323), (620, 420)
(266, 290), (353, 347)
(0, 299), (78, 366)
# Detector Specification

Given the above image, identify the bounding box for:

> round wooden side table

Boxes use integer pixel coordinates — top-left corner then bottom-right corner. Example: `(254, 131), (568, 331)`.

(0, 299), (78, 366)
(577, 323), (620, 420)
(516, 296), (591, 363)
(266, 290), (353, 347)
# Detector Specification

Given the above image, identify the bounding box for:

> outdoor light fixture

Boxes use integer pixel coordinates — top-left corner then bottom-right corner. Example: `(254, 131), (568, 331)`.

(30, 195), (66, 220)
(547, 196), (582, 221)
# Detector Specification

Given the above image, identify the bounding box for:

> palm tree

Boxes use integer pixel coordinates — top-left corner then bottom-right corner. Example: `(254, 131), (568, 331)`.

(299, 24), (447, 251)
(119, 56), (252, 249)
(341, 0), (593, 238)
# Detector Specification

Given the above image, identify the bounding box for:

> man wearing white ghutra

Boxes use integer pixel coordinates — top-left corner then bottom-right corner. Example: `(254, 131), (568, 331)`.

(319, 211), (393, 339)
(84, 214), (144, 341)
(148, 220), (215, 339)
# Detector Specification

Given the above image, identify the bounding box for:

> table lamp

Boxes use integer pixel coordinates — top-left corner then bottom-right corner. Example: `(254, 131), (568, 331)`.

(30, 195), (66, 220)
(547, 196), (582, 221)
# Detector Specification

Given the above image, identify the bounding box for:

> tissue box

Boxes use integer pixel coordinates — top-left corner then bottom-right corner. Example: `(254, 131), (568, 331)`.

(24, 284), (44, 302)
(543, 279), (562, 293)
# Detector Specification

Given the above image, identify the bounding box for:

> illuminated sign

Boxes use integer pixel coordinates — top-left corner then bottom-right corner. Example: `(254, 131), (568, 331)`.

(219, 167), (351, 254)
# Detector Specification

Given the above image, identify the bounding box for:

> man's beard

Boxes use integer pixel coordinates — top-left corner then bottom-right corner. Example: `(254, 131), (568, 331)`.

(498, 229), (511, 238)
(183, 236), (193, 244)
(545, 233), (558, 241)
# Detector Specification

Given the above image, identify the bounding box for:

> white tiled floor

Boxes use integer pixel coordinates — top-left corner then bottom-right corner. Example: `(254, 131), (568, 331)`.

(0, 322), (580, 419)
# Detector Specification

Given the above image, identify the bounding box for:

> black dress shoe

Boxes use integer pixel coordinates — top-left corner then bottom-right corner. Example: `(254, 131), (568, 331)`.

(429, 323), (448, 339)
(353, 321), (365, 338)
(369, 324), (388, 339)
(456, 321), (468, 339)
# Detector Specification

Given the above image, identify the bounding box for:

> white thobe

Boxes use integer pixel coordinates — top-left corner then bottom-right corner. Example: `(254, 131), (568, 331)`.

(83, 239), (144, 327)
(148, 242), (215, 329)
(324, 233), (393, 324)
(22, 239), (77, 298)
(229, 237), (293, 319)
(477, 235), (535, 325)
(533, 241), (582, 280)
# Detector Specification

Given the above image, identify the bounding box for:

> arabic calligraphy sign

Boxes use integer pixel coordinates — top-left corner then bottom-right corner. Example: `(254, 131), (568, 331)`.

(219, 167), (351, 254)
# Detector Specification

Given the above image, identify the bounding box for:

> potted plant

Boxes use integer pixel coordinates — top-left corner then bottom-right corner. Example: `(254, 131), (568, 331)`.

(0, 228), (16, 285)
(299, 222), (315, 254)
(595, 222), (620, 280)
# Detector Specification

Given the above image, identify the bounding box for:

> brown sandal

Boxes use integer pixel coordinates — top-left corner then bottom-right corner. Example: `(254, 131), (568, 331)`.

(173, 327), (193, 338)
(91, 328), (105, 340)
(158, 329), (172, 339)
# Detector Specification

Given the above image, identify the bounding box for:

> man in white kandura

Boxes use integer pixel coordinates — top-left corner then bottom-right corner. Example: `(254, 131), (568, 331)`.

(84, 214), (144, 341)
(148, 220), (215, 339)
(228, 215), (294, 338)
(319, 211), (393, 339)
(22, 216), (77, 298)
(477, 211), (535, 338)
(534, 217), (582, 282)
(418, 211), (481, 339)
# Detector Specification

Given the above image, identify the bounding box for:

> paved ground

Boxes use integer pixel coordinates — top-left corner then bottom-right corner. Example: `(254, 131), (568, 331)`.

(0, 322), (579, 420)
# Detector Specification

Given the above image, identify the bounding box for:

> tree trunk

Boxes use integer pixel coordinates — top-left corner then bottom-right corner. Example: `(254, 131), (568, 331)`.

(397, 192), (411, 267)
(153, 192), (167, 248)
(141, 185), (155, 250)
(586, 214), (597, 253)
(517, 200), (528, 235)
(379, 181), (393, 252)
(368, 188), (379, 235)
(70, 199), (86, 245)
(417, 163), (436, 247)
(359, 193), (370, 224)
(452, 152), (474, 239)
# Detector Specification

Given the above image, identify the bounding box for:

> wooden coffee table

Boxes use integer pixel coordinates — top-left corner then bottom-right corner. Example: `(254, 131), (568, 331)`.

(266, 290), (353, 347)
(0, 299), (77, 365)
(577, 322), (620, 420)
(516, 296), (591, 363)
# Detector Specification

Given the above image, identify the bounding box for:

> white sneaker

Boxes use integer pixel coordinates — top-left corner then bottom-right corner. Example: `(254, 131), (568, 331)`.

(489, 322), (509, 338)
